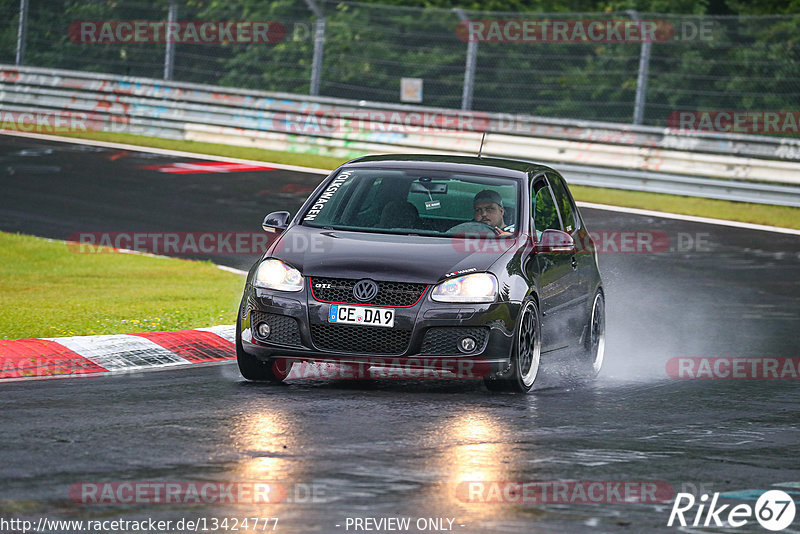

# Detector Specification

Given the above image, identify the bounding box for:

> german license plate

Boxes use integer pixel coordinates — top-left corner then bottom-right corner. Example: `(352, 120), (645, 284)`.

(328, 304), (395, 328)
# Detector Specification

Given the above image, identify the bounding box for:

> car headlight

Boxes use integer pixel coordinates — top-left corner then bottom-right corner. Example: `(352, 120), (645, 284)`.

(431, 273), (498, 303)
(254, 259), (303, 292)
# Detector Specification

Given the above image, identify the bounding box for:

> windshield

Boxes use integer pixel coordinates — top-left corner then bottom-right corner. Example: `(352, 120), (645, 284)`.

(302, 168), (520, 238)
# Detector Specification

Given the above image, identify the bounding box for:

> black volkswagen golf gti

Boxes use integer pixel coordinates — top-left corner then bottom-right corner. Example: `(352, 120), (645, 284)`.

(236, 155), (604, 392)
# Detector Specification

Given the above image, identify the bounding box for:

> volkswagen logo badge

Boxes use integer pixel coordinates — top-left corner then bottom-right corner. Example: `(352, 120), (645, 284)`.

(353, 279), (379, 302)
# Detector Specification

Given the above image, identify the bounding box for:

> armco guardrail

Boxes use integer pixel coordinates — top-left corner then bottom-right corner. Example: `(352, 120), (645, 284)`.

(2, 65), (800, 207)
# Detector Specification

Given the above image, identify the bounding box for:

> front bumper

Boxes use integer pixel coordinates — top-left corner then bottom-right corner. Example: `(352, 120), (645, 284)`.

(239, 282), (519, 377)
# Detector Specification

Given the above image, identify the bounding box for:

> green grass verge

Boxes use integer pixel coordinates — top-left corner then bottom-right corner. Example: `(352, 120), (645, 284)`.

(570, 185), (800, 230)
(0, 232), (245, 340)
(56, 131), (800, 230)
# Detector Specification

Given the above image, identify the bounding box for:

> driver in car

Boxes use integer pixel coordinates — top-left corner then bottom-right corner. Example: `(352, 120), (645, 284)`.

(473, 189), (513, 236)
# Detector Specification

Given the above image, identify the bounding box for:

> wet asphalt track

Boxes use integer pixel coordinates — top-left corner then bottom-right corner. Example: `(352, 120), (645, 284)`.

(1, 134), (799, 533)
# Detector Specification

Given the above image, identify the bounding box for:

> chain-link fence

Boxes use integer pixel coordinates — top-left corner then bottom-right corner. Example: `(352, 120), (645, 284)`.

(3, 0), (799, 130)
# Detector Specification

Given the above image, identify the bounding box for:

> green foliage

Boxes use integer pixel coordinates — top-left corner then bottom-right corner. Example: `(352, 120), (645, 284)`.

(0, 0), (18, 63)
(3, 0), (798, 127)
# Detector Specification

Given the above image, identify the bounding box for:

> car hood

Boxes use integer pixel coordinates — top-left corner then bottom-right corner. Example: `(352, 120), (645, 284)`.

(267, 225), (518, 283)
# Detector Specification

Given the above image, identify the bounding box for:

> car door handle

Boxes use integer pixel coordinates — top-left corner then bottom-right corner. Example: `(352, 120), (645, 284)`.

(571, 256), (578, 270)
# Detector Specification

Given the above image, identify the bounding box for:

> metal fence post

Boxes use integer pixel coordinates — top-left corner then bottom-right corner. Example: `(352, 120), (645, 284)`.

(305, 0), (326, 96)
(628, 10), (652, 125)
(15, 0), (29, 65)
(454, 8), (477, 111)
(164, 0), (178, 80)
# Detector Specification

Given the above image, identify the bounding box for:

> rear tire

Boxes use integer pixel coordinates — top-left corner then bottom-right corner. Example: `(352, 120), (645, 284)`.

(236, 316), (290, 383)
(484, 299), (541, 393)
(581, 290), (605, 378)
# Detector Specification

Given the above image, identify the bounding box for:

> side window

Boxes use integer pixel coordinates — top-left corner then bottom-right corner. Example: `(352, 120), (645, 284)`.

(547, 173), (577, 233)
(532, 182), (562, 235)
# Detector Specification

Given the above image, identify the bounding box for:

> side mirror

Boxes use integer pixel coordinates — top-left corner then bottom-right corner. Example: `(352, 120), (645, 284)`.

(262, 211), (291, 233)
(534, 229), (575, 253)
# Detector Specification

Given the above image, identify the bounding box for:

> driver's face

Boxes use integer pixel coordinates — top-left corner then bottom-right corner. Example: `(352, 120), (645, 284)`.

(474, 201), (505, 228)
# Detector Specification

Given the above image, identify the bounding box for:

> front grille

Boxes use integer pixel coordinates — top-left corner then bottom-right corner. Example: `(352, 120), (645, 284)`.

(421, 327), (490, 354)
(310, 324), (411, 354)
(309, 277), (427, 307)
(251, 311), (302, 346)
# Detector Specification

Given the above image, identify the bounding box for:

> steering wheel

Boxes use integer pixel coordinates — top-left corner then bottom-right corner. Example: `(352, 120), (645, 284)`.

(448, 221), (503, 236)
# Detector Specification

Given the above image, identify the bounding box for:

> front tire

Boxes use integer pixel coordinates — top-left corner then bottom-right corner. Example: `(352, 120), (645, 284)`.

(236, 316), (290, 382)
(484, 299), (541, 393)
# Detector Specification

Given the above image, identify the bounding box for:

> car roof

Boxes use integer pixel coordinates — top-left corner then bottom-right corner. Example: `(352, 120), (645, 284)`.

(342, 154), (554, 178)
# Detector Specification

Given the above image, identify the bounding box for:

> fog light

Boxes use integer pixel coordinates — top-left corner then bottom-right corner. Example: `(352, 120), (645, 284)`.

(256, 322), (271, 339)
(459, 336), (477, 353)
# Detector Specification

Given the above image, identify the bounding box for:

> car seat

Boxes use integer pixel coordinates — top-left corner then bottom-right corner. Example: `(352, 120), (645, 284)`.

(379, 201), (420, 229)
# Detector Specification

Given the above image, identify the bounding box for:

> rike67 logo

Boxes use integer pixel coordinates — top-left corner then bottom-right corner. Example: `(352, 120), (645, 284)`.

(668, 490), (796, 531)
